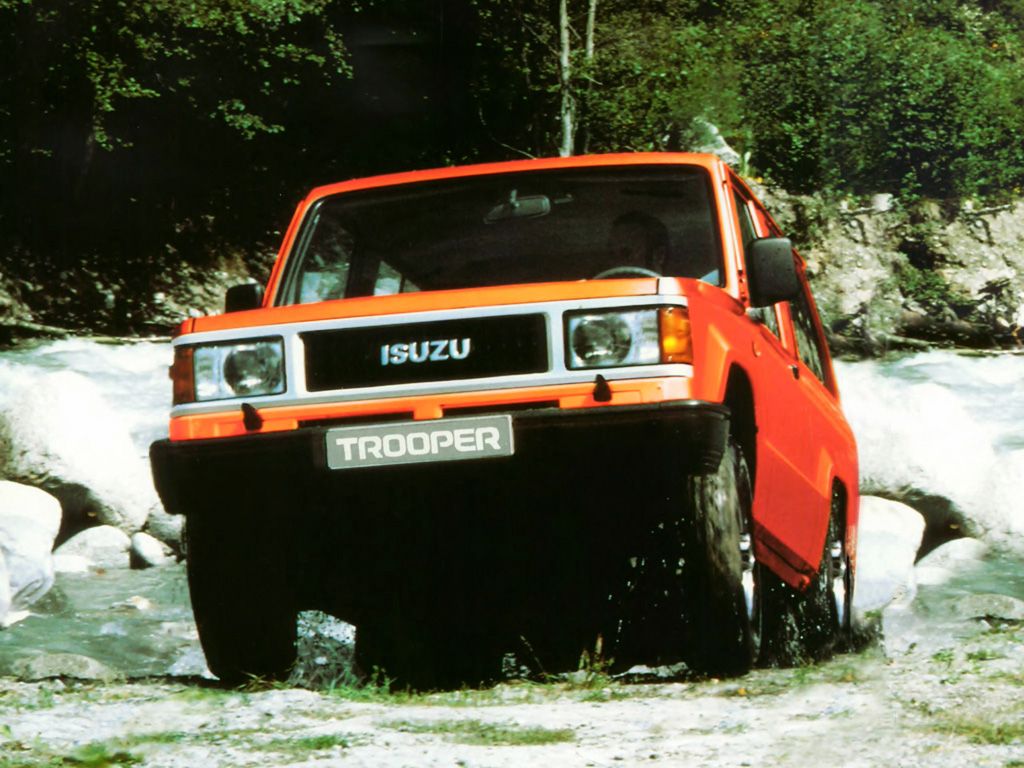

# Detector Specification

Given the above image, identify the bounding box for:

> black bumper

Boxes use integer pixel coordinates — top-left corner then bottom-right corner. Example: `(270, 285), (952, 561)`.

(150, 401), (729, 518)
(151, 400), (728, 625)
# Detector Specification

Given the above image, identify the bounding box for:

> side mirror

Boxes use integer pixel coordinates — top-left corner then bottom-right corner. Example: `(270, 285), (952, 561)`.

(225, 283), (265, 313)
(746, 237), (801, 308)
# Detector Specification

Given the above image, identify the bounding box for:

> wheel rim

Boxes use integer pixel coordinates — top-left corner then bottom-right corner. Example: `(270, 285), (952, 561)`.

(828, 515), (848, 630)
(732, 444), (760, 654)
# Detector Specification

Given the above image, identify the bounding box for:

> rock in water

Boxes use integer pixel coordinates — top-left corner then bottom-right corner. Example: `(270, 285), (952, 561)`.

(953, 593), (1024, 623)
(915, 537), (989, 586)
(54, 525), (131, 571)
(12, 653), (116, 681)
(130, 531), (174, 568)
(0, 369), (159, 534)
(0, 482), (62, 625)
(853, 496), (926, 619)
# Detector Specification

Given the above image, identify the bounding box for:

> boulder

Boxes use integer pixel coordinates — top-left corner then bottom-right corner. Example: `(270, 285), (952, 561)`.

(953, 593), (1024, 623)
(852, 496), (926, 619)
(12, 652), (116, 682)
(0, 482), (61, 625)
(143, 508), (184, 551)
(53, 525), (131, 571)
(0, 368), (159, 533)
(915, 537), (989, 586)
(130, 531), (174, 568)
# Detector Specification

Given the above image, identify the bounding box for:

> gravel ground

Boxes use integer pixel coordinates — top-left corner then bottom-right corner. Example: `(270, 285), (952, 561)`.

(1, 622), (1022, 768)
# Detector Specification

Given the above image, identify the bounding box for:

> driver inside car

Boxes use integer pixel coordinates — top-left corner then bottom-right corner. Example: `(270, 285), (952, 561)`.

(607, 210), (670, 274)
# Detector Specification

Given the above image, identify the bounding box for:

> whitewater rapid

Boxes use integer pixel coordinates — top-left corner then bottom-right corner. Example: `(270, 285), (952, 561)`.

(836, 351), (1024, 550)
(2, 339), (1022, 553)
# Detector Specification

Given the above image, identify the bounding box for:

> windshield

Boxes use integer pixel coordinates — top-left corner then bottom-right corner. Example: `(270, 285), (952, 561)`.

(276, 165), (722, 305)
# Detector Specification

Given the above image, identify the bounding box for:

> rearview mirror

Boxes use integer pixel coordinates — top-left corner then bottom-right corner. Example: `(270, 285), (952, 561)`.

(746, 238), (801, 308)
(484, 190), (551, 223)
(225, 283), (264, 313)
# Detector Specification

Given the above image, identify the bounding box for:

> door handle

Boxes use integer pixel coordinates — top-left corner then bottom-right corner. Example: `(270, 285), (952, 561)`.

(790, 364), (800, 380)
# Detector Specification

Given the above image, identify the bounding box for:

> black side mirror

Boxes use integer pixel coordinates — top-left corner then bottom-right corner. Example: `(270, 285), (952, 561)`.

(746, 237), (802, 308)
(225, 283), (265, 313)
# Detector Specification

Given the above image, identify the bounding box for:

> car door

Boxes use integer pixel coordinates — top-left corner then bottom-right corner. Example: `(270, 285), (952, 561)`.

(729, 186), (826, 582)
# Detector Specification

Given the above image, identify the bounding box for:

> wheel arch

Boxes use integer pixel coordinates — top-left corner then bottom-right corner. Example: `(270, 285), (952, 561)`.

(723, 365), (757, 489)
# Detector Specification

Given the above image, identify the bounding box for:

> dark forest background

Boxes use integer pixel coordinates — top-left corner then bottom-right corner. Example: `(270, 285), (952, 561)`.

(3, 0), (1024, 332)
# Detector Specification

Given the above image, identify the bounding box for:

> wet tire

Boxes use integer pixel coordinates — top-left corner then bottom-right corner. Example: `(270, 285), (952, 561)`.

(610, 439), (759, 676)
(688, 440), (760, 675)
(185, 514), (297, 684)
(759, 491), (845, 666)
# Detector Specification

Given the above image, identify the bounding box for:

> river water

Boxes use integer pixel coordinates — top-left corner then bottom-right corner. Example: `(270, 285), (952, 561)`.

(0, 340), (1022, 679)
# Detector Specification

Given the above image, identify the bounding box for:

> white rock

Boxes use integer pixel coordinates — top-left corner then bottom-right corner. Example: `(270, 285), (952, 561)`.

(853, 496), (926, 618)
(52, 554), (92, 574)
(0, 482), (61, 624)
(12, 652), (116, 681)
(914, 537), (989, 586)
(130, 532), (173, 568)
(0, 551), (10, 625)
(0, 369), (160, 533)
(54, 525), (131, 570)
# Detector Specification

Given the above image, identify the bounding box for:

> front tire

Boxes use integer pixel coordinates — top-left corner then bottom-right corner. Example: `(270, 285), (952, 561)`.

(610, 439), (760, 676)
(185, 513), (297, 684)
(688, 439), (761, 675)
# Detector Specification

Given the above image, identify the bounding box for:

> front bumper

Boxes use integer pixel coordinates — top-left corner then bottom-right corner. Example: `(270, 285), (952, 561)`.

(150, 400), (729, 518)
(151, 399), (728, 625)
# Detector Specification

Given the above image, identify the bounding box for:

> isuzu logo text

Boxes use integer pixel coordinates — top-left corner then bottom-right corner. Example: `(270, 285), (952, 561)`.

(380, 338), (471, 366)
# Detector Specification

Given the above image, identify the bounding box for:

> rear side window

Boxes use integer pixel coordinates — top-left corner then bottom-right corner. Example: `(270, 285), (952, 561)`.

(790, 285), (828, 384)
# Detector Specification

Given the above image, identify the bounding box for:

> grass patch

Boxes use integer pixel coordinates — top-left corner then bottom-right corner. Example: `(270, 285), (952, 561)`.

(0, 742), (141, 767)
(381, 718), (575, 746)
(933, 717), (1024, 746)
(257, 733), (353, 753)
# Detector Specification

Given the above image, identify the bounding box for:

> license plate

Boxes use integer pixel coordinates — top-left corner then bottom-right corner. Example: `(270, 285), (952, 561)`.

(325, 415), (514, 470)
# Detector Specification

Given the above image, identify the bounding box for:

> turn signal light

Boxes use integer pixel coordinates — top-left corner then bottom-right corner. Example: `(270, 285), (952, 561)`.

(171, 346), (195, 405)
(659, 306), (693, 364)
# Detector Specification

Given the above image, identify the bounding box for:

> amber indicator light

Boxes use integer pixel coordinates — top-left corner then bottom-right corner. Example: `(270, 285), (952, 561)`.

(659, 306), (693, 364)
(171, 346), (196, 405)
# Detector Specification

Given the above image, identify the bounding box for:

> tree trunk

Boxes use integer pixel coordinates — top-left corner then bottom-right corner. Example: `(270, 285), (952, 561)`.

(581, 0), (597, 154)
(558, 0), (575, 157)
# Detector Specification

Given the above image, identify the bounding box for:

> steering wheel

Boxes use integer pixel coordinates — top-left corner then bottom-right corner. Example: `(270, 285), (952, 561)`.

(592, 266), (661, 279)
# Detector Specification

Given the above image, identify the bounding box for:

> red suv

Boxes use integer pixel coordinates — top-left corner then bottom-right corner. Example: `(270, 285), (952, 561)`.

(151, 153), (859, 687)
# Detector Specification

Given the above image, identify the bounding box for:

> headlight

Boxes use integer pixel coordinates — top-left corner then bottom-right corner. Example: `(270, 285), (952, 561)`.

(565, 307), (692, 370)
(566, 309), (660, 369)
(174, 338), (285, 404)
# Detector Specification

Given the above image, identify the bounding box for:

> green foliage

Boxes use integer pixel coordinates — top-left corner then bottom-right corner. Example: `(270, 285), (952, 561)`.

(896, 263), (964, 312)
(381, 718), (576, 746)
(4, 0), (1024, 329)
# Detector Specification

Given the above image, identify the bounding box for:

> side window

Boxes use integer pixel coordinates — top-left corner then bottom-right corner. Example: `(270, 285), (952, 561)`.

(790, 283), (829, 384)
(735, 191), (780, 338)
(373, 261), (420, 296)
(733, 192), (757, 252)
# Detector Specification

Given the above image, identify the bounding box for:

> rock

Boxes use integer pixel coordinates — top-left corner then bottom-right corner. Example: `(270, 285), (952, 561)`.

(0, 482), (62, 624)
(853, 496), (926, 621)
(12, 652), (116, 681)
(953, 593), (1024, 623)
(144, 508), (184, 551)
(0, 368), (160, 534)
(52, 554), (91, 574)
(915, 537), (989, 586)
(0, 553), (9, 626)
(53, 525), (131, 570)
(130, 532), (174, 568)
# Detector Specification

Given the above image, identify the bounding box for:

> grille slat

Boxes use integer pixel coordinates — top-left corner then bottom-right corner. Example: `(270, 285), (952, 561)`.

(302, 314), (549, 391)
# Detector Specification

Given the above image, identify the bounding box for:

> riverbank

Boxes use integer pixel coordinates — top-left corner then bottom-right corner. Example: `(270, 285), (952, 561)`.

(2, 623), (1021, 767)
(2, 192), (1023, 355)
